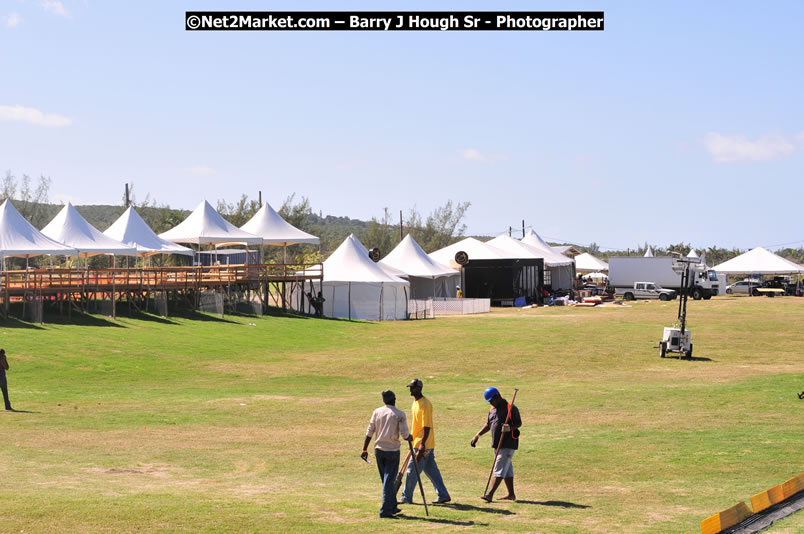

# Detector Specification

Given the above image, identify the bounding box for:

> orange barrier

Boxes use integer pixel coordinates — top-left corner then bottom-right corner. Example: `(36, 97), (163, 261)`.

(704, 473), (804, 533)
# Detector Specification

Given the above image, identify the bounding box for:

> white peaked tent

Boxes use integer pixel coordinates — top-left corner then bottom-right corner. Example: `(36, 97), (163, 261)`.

(41, 203), (137, 258)
(0, 200), (77, 261)
(520, 229), (575, 290)
(574, 252), (609, 273)
(158, 200), (263, 246)
(428, 237), (514, 267)
(380, 234), (460, 298)
(240, 202), (319, 245)
(644, 247), (654, 257)
(104, 207), (193, 257)
(299, 234), (409, 320)
(712, 247), (804, 275)
(687, 249), (699, 259)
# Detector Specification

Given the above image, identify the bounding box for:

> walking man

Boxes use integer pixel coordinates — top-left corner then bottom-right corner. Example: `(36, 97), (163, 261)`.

(400, 378), (451, 504)
(471, 386), (522, 502)
(362, 390), (412, 518)
(0, 349), (12, 411)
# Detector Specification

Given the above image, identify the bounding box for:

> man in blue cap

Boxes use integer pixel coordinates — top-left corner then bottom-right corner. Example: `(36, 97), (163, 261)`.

(470, 386), (522, 502)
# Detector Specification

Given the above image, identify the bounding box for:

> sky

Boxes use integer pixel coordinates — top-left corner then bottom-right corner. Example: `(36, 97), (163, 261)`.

(1, 1), (802, 251)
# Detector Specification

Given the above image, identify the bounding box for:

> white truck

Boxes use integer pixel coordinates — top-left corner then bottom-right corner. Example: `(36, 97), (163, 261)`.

(608, 256), (719, 300)
(615, 281), (676, 301)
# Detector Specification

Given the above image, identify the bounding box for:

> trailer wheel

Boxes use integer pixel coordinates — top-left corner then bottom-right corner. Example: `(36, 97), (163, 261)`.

(691, 288), (703, 300)
(660, 342), (667, 358)
(659, 293), (669, 301)
(686, 344), (693, 358)
(624, 293), (635, 301)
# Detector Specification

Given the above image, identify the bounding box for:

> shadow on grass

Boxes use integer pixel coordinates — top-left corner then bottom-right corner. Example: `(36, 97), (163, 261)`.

(42, 313), (125, 328)
(666, 356), (714, 362)
(123, 311), (178, 325)
(394, 513), (485, 526)
(515, 500), (591, 509)
(0, 317), (45, 330)
(415, 502), (513, 515)
(262, 307), (376, 324)
(5, 408), (38, 413)
(167, 310), (241, 325)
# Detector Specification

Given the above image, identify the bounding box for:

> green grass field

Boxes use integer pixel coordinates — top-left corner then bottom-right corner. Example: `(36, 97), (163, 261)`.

(1, 296), (802, 533)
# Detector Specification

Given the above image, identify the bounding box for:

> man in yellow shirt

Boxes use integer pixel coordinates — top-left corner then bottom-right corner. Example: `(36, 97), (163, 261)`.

(399, 378), (451, 504)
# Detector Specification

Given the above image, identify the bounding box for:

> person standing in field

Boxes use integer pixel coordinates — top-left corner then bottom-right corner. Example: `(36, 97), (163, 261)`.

(400, 378), (451, 504)
(0, 348), (12, 411)
(471, 386), (522, 502)
(362, 390), (412, 518)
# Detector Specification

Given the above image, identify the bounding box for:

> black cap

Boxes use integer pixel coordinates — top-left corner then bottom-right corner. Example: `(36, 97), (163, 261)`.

(381, 390), (395, 403)
(406, 378), (423, 389)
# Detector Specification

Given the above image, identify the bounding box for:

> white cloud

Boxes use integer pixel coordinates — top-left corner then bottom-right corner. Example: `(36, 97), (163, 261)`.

(462, 148), (489, 162)
(42, 1), (70, 18)
(183, 165), (216, 176)
(5, 12), (22, 27)
(0, 104), (72, 127)
(704, 132), (795, 163)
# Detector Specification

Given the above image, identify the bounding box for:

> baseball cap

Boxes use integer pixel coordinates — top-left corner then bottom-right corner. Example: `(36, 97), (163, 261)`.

(406, 378), (423, 388)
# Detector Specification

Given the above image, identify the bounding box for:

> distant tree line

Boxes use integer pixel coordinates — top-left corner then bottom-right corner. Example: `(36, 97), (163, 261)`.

(1, 170), (801, 268)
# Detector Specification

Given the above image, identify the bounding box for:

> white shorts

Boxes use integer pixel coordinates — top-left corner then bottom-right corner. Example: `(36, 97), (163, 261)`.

(492, 448), (515, 478)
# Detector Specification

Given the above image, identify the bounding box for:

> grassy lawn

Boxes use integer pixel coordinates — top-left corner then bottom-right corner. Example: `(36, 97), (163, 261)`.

(1, 296), (802, 533)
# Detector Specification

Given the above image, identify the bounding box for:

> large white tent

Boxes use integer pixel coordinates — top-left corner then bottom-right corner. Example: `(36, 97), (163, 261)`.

(574, 252), (609, 273)
(0, 200), (77, 261)
(240, 202), (319, 245)
(712, 247), (804, 275)
(298, 234), (409, 320)
(159, 200), (263, 246)
(520, 229), (575, 289)
(428, 237), (514, 267)
(380, 234), (460, 298)
(41, 203), (137, 258)
(104, 207), (193, 257)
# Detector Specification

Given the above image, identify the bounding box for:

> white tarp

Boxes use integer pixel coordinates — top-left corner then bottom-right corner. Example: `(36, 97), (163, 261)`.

(380, 234), (460, 298)
(0, 200), (77, 259)
(240, 202), (320, 245)
(575, 252), (609, 273)
(158, 200), (263, 246)
(104, 206), (194, 256)
(42, 203), (137, 257)
(712, 247), (804, 275)
(295, 234), (409, 320)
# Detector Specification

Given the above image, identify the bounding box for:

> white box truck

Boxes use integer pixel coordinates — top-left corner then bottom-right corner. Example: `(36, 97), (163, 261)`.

(608, 256), (719, 300)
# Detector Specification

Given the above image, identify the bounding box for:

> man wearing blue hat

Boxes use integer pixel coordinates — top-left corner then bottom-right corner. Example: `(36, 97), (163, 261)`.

(470, 386), (522, 502)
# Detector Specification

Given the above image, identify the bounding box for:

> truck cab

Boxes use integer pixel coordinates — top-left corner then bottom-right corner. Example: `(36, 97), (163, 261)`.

(616, 282), (677, 301)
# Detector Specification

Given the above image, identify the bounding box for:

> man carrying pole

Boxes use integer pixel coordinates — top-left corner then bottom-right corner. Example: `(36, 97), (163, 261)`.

(362, 390), (412, 518)
(470, 386), (521, 502)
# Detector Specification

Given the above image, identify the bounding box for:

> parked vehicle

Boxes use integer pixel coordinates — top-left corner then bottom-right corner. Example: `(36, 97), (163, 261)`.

(609, 256), (719, 300)
(615, 281), (676, 301)
(725, 279), (761, 295)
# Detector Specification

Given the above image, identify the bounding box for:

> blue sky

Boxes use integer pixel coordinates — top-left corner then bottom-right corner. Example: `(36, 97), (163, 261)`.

(1, 1), (802, 251)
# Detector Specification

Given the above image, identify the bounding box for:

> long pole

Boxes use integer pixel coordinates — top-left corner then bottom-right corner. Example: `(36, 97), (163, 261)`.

(484, 388), (519, 496)
(407, 440), (429, 516)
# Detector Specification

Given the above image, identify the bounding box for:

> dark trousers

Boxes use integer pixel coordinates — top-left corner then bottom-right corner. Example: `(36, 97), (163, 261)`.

(0, 375), (10, 410)
(374, 449), (400, 517)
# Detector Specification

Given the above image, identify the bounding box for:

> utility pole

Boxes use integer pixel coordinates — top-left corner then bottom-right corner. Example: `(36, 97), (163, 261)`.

(258, 190), (262, 205)
(124, 183), (130, 207)
(399, 210), (403, 240)
(509, 226), (512, 237)
(522, 220), (525, 238)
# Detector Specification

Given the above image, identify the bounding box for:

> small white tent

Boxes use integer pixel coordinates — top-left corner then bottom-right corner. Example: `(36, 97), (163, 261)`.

(301, 234), (409, 320)
(104, 207), (193, 257)
(159, 200), (263, 246)
(520, 230), (575, 290)
(644, 247), (654, 257)
(574, 252), (609, 273)
(687, 249), (699, 259)
(41, 203), (137, 258)
(0, 200), (77, 262)
(712, 247), (804, 275)
(428, 237), (513, 268)
(240, 202), (319, 245)
(380, 234), (460, 298)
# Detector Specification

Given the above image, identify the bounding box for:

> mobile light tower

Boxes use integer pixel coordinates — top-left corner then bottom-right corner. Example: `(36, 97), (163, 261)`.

(659, 256), (702, 358)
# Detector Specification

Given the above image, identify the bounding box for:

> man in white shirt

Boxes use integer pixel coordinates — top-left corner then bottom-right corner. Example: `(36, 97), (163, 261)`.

(362, 390), (412, 518)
